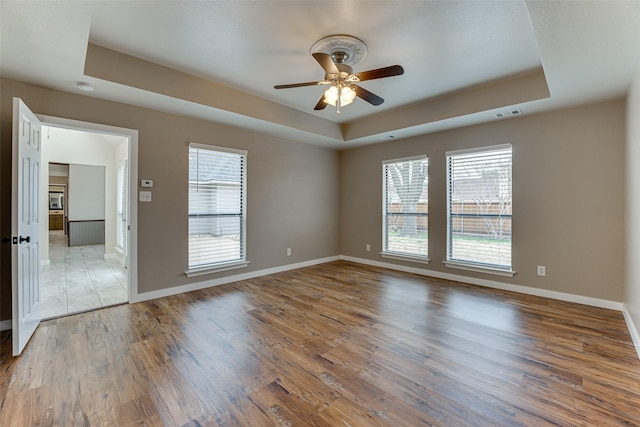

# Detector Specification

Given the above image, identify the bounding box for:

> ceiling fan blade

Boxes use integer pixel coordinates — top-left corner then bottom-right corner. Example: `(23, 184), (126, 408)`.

(312, 52), (339, 75)
(355, 85), (384, 106)
(355, 65), (404, 82)
(314, 94), (328, 110)
(274, 81), (324, 89)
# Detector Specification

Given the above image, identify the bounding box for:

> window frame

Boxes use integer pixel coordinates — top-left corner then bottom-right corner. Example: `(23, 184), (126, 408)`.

(381, 154), (430, 264)
(445, 144), (515, 277)
(186, 142), (249, 277)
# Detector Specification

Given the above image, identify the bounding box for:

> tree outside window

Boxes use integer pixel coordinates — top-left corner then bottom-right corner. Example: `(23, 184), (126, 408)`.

(383, 156), (428, 259)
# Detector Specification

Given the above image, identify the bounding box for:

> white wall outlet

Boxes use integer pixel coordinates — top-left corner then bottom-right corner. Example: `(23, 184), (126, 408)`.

(286, 248), (291, 256)
(141, 179), (153, 188)
(139, 191), (152, 202)
(366, 244), (371, 252)
(537, 265), (546, 276)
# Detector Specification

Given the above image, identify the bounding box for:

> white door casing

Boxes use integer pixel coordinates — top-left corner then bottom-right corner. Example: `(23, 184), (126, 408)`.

(37, 114), (138, 302)
(12, 98), (42, 356)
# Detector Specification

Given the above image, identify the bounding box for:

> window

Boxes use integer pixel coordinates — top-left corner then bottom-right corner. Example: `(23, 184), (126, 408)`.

(446, 144), (513, 275)
(188, 143), (247, 275)
(382, 155), (429, 262)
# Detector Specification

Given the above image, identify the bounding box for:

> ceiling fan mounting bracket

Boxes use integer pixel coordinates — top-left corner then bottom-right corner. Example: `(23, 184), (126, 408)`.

(310, 34), (368, 67)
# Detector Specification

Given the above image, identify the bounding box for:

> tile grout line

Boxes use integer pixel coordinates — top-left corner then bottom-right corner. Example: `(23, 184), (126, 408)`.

(41, 231), (128, 318)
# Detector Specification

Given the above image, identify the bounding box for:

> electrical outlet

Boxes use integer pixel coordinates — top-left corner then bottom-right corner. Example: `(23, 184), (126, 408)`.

(287, 248), (291, 256)
(366, 244), (371, 252)
(537, 265), (546, 276)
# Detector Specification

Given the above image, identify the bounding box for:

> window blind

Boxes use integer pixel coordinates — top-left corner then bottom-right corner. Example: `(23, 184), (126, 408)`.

(446, 144), (512, 270)
(188, 143), (247, 269)
(382, 155), (428, 259)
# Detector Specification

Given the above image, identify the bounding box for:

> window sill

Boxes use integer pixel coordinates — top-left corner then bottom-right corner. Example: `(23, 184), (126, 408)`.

(443, 261), (515, 277)
(380, 252), (430, 264)
(185, 260), (250, 277)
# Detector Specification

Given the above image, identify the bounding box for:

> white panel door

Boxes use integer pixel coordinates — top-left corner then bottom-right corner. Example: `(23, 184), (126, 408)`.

(11, 98), (42, 356)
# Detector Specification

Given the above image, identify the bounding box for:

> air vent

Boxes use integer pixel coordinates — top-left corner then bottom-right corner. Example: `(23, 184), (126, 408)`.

(496, 109), (522, 118)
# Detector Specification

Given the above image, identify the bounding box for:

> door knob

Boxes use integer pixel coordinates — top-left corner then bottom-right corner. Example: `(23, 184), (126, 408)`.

(19, 236), (30, 243)
(2, 237), (9, 244)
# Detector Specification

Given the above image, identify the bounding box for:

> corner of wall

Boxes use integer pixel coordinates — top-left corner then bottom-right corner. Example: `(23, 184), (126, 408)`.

(624, 68), (640, 360)
(623, 304), (640, 359)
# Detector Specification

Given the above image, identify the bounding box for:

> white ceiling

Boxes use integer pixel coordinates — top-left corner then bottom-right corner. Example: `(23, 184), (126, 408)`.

(2, 1), (640, 149)
(43, 125), (128, 149)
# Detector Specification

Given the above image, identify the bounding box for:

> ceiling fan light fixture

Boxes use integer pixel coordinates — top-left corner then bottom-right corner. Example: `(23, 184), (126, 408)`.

(324, 85), (356, 107)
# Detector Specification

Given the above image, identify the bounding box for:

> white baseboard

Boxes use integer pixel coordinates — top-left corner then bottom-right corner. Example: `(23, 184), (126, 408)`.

(133, 254), (623, 311)
(622, 304), (640, 360)
(6, 254), (640, 359)
(131, 256), (340, 303)
(339, 255), (624, 311)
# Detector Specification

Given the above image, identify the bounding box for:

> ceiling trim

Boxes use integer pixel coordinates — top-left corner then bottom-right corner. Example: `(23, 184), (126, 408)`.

(85, 43), (550, 146)
(84, 43), (344, 141)
(342, 68), (550, 141)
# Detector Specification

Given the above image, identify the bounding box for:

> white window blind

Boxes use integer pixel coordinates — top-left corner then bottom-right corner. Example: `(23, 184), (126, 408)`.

(116, 163), (127, 251)
(446, 144), (512, 271)
(382, 155), (429, 259)
(188, 143), (247, 270)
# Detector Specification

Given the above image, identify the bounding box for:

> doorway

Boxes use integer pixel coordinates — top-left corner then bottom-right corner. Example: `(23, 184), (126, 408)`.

(37, 116), (138, 318)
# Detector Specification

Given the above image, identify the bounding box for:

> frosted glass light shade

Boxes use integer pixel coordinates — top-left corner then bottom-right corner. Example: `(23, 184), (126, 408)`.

(324, 85), (356, 107)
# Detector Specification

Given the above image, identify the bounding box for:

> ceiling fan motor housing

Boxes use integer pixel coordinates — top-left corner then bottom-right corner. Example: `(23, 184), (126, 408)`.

(327, 63), (355, 82)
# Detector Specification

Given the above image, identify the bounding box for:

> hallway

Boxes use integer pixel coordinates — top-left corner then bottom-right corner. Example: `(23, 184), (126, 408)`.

(40, 231), (128, 319)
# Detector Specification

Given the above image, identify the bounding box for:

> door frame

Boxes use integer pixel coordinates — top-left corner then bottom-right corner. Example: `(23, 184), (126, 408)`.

(37, 114), (139, 301)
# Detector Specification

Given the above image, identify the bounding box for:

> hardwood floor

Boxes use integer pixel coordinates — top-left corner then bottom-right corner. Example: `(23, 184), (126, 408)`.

(1, 261), (639, 426)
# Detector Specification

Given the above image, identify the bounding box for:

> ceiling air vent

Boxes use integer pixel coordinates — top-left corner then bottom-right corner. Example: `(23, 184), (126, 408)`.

(496, 109), (523, 118)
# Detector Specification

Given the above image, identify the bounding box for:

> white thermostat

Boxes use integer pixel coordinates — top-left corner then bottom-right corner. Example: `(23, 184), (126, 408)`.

(141, 179), (153, 188)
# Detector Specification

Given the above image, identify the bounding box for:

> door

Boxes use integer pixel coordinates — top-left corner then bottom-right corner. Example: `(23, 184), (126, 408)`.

(11, 98), (42, 356)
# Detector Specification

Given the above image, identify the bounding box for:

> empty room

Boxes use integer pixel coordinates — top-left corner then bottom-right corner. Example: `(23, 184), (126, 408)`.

(1, 1), (640, 425)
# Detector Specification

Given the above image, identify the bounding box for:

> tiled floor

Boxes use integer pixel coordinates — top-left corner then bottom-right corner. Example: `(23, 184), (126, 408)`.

(40, 230), (128, 319)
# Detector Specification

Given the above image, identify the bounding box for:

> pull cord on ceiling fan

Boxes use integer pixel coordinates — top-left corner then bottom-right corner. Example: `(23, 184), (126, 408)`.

(274, 35), (405, 114)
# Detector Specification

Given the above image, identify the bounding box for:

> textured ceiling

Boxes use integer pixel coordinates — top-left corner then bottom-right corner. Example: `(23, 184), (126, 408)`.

(2, 1), (640, 149)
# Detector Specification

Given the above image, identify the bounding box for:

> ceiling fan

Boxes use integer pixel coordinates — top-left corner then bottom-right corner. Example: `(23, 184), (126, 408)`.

(274, 35), (404, 114)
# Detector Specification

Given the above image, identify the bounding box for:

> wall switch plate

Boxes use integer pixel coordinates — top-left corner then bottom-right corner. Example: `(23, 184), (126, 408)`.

(286, 248), (291, 256)
(139, 191), (152, 202)
(366, 244), (371, 251)
(141, 179), (153, 188)
(537, 265), (546, 276)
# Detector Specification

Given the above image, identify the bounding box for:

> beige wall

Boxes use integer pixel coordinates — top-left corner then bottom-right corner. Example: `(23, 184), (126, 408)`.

(626, 71), (640, 335)
(0, 76), (628, 324)
(340, 99), (626, 301)
(0, 78), (340, 320)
